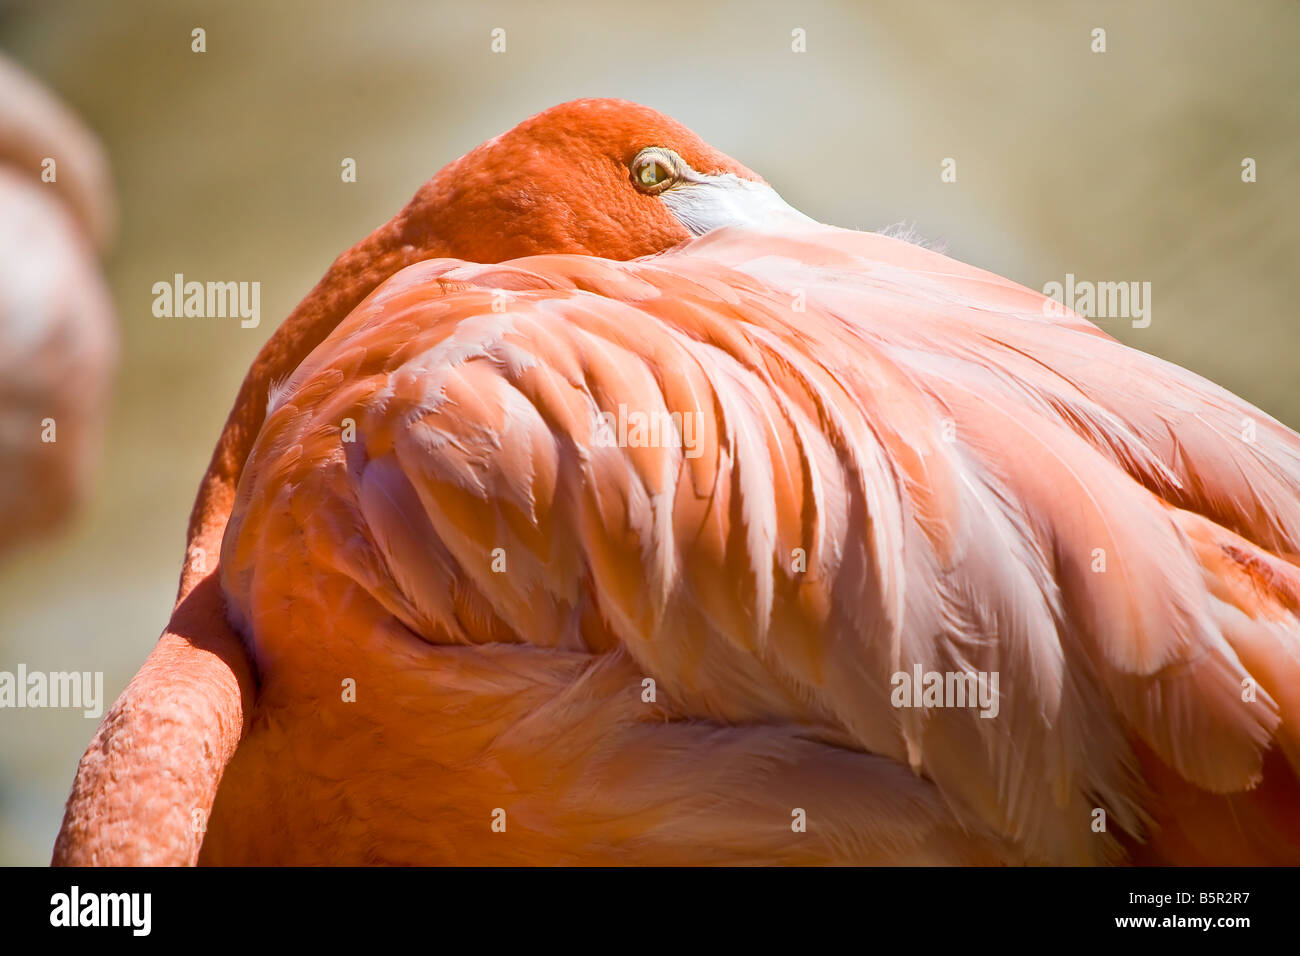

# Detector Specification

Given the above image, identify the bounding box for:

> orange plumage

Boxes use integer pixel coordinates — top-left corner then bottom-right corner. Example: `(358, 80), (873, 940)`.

(54, 99), (1300, 865)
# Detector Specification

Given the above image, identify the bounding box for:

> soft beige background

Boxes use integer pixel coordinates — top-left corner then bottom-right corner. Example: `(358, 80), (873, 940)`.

(0, 0), (1296, 864)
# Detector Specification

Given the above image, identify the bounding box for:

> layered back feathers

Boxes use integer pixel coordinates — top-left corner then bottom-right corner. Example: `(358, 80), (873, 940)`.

(217, 223), (1300, 864)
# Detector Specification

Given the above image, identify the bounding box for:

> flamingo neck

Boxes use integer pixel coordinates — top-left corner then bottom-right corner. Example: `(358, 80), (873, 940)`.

(53, 201), (446, 865)
(180, 204), (445, 599)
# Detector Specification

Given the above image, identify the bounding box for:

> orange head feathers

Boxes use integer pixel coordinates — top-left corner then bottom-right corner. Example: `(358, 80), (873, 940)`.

(399, 98), (770, 262)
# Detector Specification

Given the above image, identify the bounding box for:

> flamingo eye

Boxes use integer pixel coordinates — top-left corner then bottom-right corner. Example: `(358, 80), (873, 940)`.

(631, 149), (679, 194)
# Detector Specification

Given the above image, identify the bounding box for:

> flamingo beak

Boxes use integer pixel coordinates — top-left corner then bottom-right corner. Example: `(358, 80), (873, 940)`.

(658, 169), (816, 236)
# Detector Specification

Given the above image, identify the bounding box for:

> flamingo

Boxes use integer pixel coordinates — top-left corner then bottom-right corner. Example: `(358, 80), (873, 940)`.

(54, 99), (1300, 865)
(0, 55), (116, 554)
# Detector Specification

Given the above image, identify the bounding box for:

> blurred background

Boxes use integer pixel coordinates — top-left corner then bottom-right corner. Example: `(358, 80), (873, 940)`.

(0, 0), (1296, 864)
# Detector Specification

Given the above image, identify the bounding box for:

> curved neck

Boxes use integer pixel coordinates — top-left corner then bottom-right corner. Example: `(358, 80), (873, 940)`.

(54, 200), (442, 865)
(180, 209), (435, 593)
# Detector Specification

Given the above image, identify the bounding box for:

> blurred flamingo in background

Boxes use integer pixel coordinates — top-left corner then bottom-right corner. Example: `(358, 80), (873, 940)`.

(54, 99), (1300, 865)
(0, 55), (115, 554)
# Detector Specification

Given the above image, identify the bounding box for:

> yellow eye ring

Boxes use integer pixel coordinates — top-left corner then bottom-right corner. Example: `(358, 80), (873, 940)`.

(631, 148), (679, 194)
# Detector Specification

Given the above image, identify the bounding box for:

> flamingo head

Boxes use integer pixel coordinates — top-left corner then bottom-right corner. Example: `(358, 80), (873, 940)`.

(397, 97), (812, 263)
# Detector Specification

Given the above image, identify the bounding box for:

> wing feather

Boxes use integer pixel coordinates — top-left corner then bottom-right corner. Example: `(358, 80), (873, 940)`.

(221, 224), (1300, 862)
